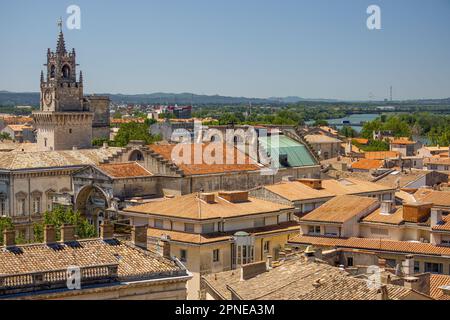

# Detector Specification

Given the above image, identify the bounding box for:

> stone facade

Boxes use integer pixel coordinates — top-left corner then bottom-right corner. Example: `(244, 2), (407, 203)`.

(32, 27), (109, 151)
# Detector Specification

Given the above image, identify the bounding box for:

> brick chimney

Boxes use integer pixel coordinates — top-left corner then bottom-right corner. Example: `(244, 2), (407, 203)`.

(3, 229), (15, 248)
(100, 221), (114, 240)
(132, 225), (148, 249)
(44, 225), (56, 244)
(60, 224), (76, 242)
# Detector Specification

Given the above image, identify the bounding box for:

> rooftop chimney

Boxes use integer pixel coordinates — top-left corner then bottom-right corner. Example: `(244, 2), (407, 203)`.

(377, 285), (389, 300)
(402, 255), (415, 276)
(60, 224), (76, 242)
(132, 225), (148, 249)
(430, 208), (443, 228)
(3, 229), (15, 248)
(200, 193), (215, 204)
(100, 220), (114, 240)
(160, 234), (171, 259)
(303, 246), (316, 263)
(404, 276), (421, 292)
(44, 225), (56, 244)
(218, 191), (249, 203)
(380, 201), (395, 215)
(378, 258), (387, 270)
(297, 178), (323, 190)
(240, 261), (268, 281)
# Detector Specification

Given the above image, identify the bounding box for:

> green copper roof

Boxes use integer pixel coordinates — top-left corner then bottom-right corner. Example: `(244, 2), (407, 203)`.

(258, 135), (317, 168)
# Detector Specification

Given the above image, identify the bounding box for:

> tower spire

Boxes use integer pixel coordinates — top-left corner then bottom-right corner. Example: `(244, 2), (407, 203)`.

(40, 70), (44, 83)
(56, 17), (66, 54)
(79, 70), (83, 85)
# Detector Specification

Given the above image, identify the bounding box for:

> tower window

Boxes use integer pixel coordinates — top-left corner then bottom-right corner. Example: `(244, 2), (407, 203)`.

(69, 129), (72, 134)
(62, 65), (71, 79)
(50, 65), (56, 78)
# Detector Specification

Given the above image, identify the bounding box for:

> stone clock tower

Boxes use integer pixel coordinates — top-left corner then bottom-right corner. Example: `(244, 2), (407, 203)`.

(33, 20), (93, 151)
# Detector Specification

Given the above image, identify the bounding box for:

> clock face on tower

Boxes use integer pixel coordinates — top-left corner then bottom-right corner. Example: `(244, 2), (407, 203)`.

(44, 89), (53, 106)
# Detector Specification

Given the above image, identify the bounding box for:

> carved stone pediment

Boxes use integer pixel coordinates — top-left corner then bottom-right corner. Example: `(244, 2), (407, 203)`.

(73, 165), (112, 182)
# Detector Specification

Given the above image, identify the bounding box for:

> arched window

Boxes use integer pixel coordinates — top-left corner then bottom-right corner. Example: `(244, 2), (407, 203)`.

(129, 150), (144, 162)
(62, 65), (71, 79)
(50, 65), (56, 79)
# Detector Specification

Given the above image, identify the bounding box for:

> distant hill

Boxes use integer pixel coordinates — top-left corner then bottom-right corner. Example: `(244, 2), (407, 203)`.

(0, 90), (449, 107)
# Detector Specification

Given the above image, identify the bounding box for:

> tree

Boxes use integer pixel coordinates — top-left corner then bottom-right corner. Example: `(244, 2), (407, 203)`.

(0, 217), (13, 245)
(33, 206), (96, 242)
(113, 122), (161, 147)
(313, 119), (329, 127)
(113, 110), (122, 119)
(0, 132), (11, 141)
(339, 126), (357, 138)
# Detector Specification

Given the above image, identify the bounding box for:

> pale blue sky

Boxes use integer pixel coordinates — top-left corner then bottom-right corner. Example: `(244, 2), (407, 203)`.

(1, 0), (449, 100)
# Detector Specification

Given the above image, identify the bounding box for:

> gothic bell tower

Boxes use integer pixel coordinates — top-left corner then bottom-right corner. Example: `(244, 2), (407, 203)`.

(33, 19), (93, 151)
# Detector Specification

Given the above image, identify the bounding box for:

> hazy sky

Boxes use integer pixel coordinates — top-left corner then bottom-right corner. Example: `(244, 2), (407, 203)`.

(1, 0), (449, 100)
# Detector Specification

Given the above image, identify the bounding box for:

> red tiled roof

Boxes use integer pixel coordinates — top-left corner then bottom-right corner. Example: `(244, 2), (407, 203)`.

(149, 143), (261, 175)
(351, 159), (383, 170)
(430, 274), (450, 300)
(364, 151), (399, 160)
(391, 139), (416, 145)
(98, 162), (152, 178)
(289, 235), (450, 257)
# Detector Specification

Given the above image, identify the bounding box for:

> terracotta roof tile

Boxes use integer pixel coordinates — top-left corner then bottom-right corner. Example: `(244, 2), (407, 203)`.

(262, 178), (394, 202)
(149, 143), (261, 175)
(125, 192), (293, 220)
(203, 257), (423, 300)
(391, 139), (416, 145)
(0, 238), (182, 281)
(362, 206), (404, 225)
(98, 162), (152, 178)
(351, 159), (383, 170)
(148, 221), (299, 245)
(430, 274), (450, 300)
(300, 195), (379, 223)
(289, 235), (450, 257)
(414, 188), (450, 207)
(364, 151), (399, 160)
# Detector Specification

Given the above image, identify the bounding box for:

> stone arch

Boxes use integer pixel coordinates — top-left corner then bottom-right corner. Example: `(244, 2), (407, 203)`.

(129, 149), (144, 162)
(50, 65), (56, 78)
(62, 64), (71, 79)
(75, 184), (110, 212)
